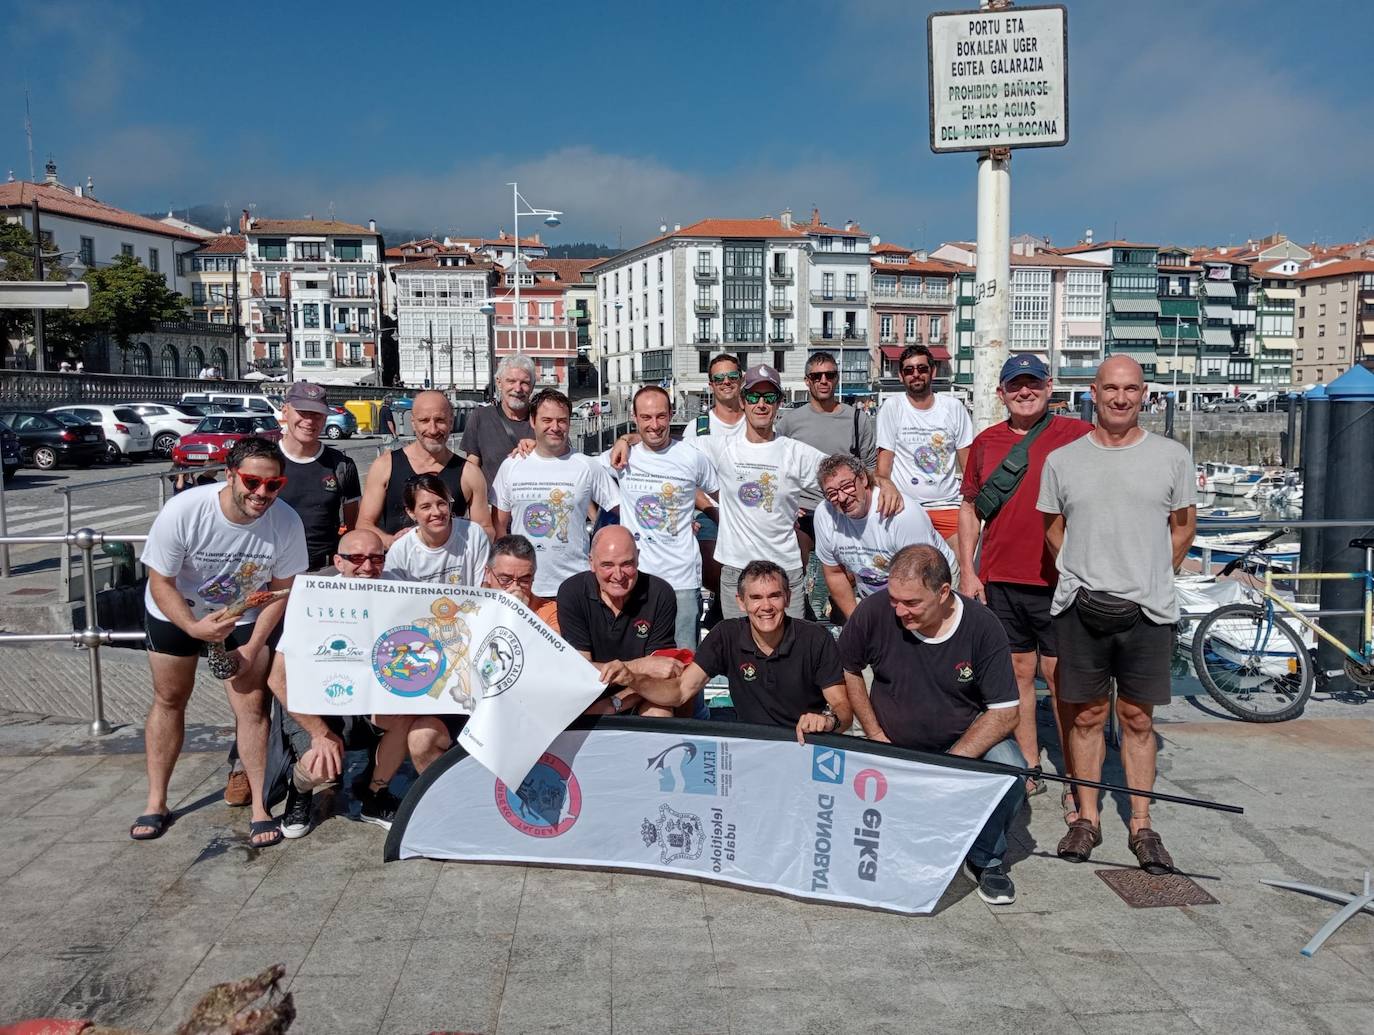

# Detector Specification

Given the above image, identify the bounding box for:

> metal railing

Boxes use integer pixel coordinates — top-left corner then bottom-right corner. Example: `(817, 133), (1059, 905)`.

(0, 529), (149, 736)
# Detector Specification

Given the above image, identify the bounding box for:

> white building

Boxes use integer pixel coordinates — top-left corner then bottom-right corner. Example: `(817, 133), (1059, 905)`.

(799, 209), (873, 397)
(393, 254), (496, 392)
(242, 214), (384, 385)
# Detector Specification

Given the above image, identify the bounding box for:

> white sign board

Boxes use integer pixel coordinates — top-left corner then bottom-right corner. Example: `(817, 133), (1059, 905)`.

(928, 4), (1068, 153)
(0, 281), (90, 309)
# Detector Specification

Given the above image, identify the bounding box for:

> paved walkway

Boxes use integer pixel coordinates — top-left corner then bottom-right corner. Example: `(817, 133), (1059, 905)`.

(1, 696), (1372, 1035)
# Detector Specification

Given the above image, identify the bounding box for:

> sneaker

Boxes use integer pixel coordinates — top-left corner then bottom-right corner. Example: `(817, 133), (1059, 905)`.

(280, 784), (314, 840)
(224, 767), (251, 807)
(359, 786), (400, 830)
(963, 859), (1017, 905)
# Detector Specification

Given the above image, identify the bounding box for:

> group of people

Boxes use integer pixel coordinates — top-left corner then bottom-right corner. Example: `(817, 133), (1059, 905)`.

(128, 345), (1196, 907)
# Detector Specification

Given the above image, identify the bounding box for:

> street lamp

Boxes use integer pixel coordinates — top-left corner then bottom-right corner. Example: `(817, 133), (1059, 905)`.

(508, 182), (563, 357)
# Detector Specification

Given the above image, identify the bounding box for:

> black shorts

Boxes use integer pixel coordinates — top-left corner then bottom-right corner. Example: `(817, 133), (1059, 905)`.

(986, 582), (1058, 656)
(796, 511), (816, 542)
(144, 613), (283, 659)
(1053, 603), (1174, 706)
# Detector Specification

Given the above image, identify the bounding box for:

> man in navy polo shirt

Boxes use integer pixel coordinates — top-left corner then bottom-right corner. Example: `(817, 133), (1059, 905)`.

(840, 543), (1024, 905)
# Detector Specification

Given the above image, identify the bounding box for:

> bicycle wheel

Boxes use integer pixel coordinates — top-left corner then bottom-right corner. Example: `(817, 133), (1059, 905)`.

(1190, 603), (1314, 722)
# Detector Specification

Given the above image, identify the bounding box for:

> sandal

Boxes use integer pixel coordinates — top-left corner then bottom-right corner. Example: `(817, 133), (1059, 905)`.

(130, 811), (173, 841)
(1128, 827), (1175, 875)
(1061, 786), (1080, 826)
(1025, 776), (1047, 798)
(1056, 818), (1102, 863)
(249, 819), (283, 848)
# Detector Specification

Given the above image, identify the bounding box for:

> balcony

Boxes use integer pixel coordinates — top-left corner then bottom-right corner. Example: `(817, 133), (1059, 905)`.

(332, 287), (373, 300)
(871, 288), (954, 306)
(694, 335), (721, 346)
(768, 334), (796, 345)
(768, 298), (793, 314)
(693, 299), (719, 315)
(769, 266), (794, 284)
(810, 327), (867, 344)
(694, 266), (719, 283)
(810, 291), (868, 305)
(332, 323), (373, 336)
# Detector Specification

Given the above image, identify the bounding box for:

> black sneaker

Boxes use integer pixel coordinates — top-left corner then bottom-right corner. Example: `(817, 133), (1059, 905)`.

(359, 787), (400, 830)
(280, 784), (314, 840)
(963, 859), (1016, 905)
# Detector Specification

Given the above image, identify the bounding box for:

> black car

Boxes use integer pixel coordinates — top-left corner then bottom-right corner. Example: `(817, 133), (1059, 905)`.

(47, 411), (109, 455)
(0, 419), (21, 481)
(0, 410), (106, 470)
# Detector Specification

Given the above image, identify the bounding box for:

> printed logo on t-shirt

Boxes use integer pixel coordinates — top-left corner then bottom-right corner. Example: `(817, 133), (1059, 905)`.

(197, 560), (268, 607)
(856, 553), (891, 591)
(737, 472), (776, 511)
(954, 660), (974, 683)
(322, 473), (338, 492)
(913, 431), (951, 480)
(523, 488), (573, 542)
(740, 662), (758, 681)
(633, 618), (650, 639)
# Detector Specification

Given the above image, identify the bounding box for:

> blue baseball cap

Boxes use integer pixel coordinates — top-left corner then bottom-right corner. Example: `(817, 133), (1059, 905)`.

(999, 354), (1050, 385)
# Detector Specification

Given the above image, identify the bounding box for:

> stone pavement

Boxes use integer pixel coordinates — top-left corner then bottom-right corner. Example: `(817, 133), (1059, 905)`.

(1, 697), (1372, 1035)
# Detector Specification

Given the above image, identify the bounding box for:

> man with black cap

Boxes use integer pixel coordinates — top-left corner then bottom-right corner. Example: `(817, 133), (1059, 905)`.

(957, 354), (1091, 807)
(688, 363), (828, 619)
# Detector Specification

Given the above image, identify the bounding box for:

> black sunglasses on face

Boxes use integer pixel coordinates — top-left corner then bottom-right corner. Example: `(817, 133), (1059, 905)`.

(743, 390), (781, 405)
(901, 364), (932, 375)
(338, 552), (386, 566)
(807, 371), (839, 382)
(710, 371), (742, 383)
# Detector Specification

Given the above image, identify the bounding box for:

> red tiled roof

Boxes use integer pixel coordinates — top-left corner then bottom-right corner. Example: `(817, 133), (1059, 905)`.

(939, 243), (1105, 269)
(246, 219), (378, 236)
(196, 234), (246, 255)
(0, 181), (206, 242)
(806, 222), (869, 238)
(664, 218), (806, 240)
(870, 257), (965, 276)
(1295, 258), (1374, 280)
(479, 232), (545, 249)
(872, 242), (913, 255)
(529, 258), (600, 280)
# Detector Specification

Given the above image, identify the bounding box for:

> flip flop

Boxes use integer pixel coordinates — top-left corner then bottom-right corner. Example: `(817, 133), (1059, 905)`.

(130, 811), (173, 841)
(248, 819), (283, 848)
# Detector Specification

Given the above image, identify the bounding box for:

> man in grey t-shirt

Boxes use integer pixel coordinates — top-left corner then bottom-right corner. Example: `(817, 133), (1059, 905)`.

(460, 355), (536, 498)
(1037, 355), (1196, 875)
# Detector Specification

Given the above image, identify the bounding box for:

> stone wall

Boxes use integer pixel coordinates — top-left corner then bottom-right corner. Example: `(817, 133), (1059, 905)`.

(1140, 412), (1291, 465)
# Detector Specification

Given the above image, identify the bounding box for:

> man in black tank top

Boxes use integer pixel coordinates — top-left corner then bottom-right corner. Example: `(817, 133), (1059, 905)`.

(276, 381), (362, 571)
(358, 390), (493, 546)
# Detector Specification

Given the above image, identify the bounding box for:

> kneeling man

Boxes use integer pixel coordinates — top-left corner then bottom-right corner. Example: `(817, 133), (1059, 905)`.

(839, 544), (1025, 905)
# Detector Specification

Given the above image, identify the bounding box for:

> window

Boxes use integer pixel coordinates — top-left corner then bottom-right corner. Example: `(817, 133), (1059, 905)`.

(1297, 350), (1304, 361)
(1066, 335), (1101, 351)
(657, 288), (663, 312)
(929, 315), (943, 342)
(1339, 322), (1348, 336)
(1011, 268), (1053, 351)
(1340, 301), (1348, 314)
(191, 284), (206, 304)
(259, 239), (287, 260)
(697, 318), (713, 343)
(334, 239), (362, 261)
(774, 350), (786, 371)
(1318, 325), (1325, 337)
(1065, 270), (1104, 319)
(1318, 347), (1326, 360)
(295, 242), (325, 261)
(771, 318), (787, 342)
(1298, 327), (1305, 339)
(629, 328), (635, 349)
(1320, 283), (1327, 295)
(614, 271), (620, 293)
(148, 248), (160, 273)
(900, 276), (919, 299)
(1319, 304), (1326, 317)
(1299, 306), (1306, 318)
(210, 311), (227, 324)
(305, 341), (321, 359)
(658, 322), (664, 347)
(843, 237), (856, 252)
(657, 256), (663, 282)
(879, 314), (893, 341)
(845, 273), (858, 299)
(905, 316), (918, 341)
(873, 274), (896, 296)
(120, 243), (134, 257)
(79, 237), (94, 266)
(821, 273), (834, 298)
(303, 304), (320, 329)
(539, 301), (554, 321)
(628, 266), (634, 291)
(818, 236), (833, 251)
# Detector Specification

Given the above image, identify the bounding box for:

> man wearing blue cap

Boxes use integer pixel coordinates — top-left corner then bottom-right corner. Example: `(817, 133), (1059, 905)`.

(957, 354), (1090, 808)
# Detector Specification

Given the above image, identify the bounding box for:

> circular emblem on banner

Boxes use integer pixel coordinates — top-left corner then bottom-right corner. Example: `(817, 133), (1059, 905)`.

(737, 482), (765, 507)
(495, 752), (581, 837)
(634, 494), (668, 529)
(476, 626), (524, 698)
(371, 625), (446, 697)
(523, 503), (555, 538)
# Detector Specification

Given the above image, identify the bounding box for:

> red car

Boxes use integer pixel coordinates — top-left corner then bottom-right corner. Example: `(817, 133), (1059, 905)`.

(171, 412), (283, 466)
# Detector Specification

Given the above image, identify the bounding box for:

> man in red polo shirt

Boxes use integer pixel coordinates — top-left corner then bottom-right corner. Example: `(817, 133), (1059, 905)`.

(956, 354), (1091, 814)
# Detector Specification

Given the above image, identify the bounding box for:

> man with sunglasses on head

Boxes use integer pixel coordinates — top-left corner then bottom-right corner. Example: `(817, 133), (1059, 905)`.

(875, 343), (974, 550)
(132, 436), (308, 847)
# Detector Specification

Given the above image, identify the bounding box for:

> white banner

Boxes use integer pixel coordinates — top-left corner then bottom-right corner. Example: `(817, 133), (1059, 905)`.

(282, 576), (607, 787)
(387, 721), (1016, 915)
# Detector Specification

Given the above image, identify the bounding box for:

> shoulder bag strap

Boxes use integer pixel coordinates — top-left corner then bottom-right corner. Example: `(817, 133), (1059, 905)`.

(972, 412), (1054, 523)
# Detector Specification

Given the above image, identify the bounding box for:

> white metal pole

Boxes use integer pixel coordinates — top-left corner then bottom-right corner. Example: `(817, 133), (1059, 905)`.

(972, 148), (1011, 431)
(511, 182), (522, 357)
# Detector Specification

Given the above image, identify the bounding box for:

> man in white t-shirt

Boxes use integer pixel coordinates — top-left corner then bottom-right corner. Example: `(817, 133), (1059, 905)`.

(132, 436), (309, 847)
(815, 452), (956, 622)
(680, 353), (747, 607)
(493, 388), (618, 598)
(602, 385), (717, 648)
(690, 364), (827, 620)
(875, 343), (974, 549)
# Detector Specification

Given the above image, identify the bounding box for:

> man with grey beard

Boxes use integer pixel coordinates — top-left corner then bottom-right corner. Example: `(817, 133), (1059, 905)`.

(358, 390), (493, 546)
(461, 354), (537, 497)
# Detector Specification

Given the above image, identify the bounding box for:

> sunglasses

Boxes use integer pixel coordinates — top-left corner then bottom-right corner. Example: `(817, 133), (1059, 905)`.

(233, 471), (288, 494)
(743, 390), (781, 405)
(709, 371), (742, 383)
(901, 364), (932, 375)
(806, 371), (839, 382)
(338, 552), (386, 567)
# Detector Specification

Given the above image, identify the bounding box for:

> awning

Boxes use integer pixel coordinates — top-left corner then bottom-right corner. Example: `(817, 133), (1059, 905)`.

(1205, 304), (1233, 321)
(1203, 280), (1236, 298)
(1111, 325), (1160, 343)
(929, 345), (952, 361)
(1202, 327), (1234, 346)
(306, 366), (382, 386)
(1110, 297), (1161, 314)
(880, 345), (905, 361)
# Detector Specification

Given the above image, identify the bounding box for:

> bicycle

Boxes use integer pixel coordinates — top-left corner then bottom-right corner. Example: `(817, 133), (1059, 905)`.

(1190, 531), (1374, 722)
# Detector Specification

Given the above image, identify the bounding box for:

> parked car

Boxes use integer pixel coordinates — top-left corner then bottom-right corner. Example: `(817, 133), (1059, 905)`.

(325, 406), (357, 440)
(179, 392), (283, 419)
(171, 412), (283, 466)
(1204, 397), (1248, 413)
(47, 411), (109, 454)
(175, 401), (229, 418)
(48, 404), (154, 462)
(573, 398), (611, 420)
(0, 419), (21, 481)
(118, 401), (205, 457)
(0, 410), (105, 470)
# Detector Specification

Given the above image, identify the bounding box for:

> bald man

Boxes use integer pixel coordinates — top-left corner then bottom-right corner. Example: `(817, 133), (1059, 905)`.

(1039, 355), (1197, 874)
(555, 526), (685, 716)
(358, 390), (493, 547)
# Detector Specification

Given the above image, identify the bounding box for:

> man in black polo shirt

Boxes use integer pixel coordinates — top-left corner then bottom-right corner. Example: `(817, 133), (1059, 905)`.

(839, 544), (1024, 906)
(556, 526), (684, 716)
(667, 559), (850, 742)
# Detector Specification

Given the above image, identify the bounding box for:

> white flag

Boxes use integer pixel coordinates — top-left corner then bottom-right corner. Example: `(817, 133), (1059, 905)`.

(283, 576), (606, 786)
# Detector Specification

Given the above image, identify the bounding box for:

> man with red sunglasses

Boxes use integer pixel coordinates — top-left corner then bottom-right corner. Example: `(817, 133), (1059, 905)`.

(132, 436), (308, 848)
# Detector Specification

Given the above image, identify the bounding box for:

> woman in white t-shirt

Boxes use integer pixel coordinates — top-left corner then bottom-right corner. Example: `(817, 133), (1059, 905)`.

(364, 474), (490, 829)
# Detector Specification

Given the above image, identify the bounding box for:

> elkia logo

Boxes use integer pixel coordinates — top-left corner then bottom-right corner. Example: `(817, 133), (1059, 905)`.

(633, 618), (650, 639)
(954, 660), (974, 683)
(740, 662), (758, 681)
(811, 745), (845, 784)
(852, 768), (887, 883)
(853, 768), (888, 803)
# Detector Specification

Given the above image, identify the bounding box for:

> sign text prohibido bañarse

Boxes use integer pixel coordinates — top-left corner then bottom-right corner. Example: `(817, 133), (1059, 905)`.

(928, 4), (1068, 153)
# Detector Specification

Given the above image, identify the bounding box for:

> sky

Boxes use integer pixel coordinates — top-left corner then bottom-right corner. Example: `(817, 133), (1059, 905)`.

(2, 0), (1372, 252)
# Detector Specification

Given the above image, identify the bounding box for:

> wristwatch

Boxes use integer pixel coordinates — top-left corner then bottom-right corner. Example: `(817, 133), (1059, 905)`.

(610, 694), (625, 714)
(821, 704), (837, 731)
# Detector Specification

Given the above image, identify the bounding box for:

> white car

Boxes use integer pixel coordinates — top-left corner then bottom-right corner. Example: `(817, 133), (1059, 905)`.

(180, 392), (284, 420)
(119, 401), (205, 458)
(48, 404), (154, 462)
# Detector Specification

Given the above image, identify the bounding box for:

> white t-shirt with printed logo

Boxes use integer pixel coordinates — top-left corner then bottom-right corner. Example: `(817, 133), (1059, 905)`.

(141, 483), (309, 626)
(694, 433), (826, 571)
(382, 519), (491, 586)
(493, 450), (619, 597)
(875, 392), (974, 507)
(814, 492), (958, 599)
(682, 407), (747, 449)
(599, 439), (718, 591)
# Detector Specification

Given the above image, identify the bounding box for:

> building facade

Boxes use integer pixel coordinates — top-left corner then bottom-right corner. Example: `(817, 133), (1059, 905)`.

(1293, 259), (1374, 386)
(392, 255), (496, 392)
(242, 215), (384, 385)
(870, 243), (960, 386)
(800, 211), (872, 397)
(1250, 259), (1299, 386)
(491, 261), (578, 391)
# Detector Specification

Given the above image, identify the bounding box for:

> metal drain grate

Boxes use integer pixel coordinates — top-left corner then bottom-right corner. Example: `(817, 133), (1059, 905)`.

(1097, 868), (1219, 907)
